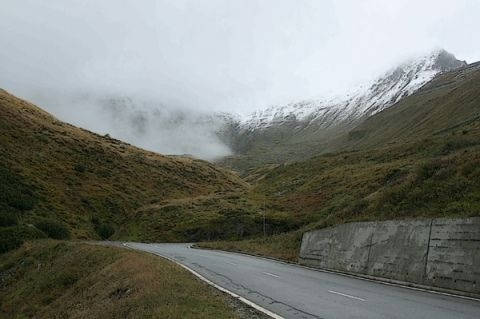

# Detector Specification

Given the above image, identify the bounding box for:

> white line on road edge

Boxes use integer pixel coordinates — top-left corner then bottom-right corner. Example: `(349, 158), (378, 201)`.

(206, 247), (480, 302)
(124, 243), (284, 319)
(328, 290), (366, 302)
(262, 272), (280, 278)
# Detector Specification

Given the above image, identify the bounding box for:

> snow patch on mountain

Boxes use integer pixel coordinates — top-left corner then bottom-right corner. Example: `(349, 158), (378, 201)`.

(240, 50), (466, 132)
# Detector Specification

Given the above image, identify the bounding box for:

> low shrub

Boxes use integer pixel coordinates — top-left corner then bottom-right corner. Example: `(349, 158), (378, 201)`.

(73, 163), (86, 173)
(95, 223), (115, 239)
(34, 219), (70, 239)
(0, 165), (38, 212)
(7, 194), (36, 211)
(91, 216), (115, 239)
(0, 225), (46, 254)
(437, 138), (479, 155)
(416, 160), (443, 180)
(0, 212), (18, 227)
(0, 228), (22, 253)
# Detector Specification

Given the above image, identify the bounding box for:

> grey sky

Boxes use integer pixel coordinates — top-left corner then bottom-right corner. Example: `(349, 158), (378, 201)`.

(2, 0), (479, 114)
(1, 1), (479, 160)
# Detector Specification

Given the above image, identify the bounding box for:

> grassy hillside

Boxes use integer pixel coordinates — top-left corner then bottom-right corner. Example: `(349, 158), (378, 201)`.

(203, 64), (480, 260)
(0, 89), (266, 250)
(123, 191), (299, 242)
(203, 131), (480, 260)
(0, 241), (262, 318)
(2, 62), (479, 262)
(340, 62), (480, 150)
(240, 63), (480, 239)
(219, 122), (344, 175)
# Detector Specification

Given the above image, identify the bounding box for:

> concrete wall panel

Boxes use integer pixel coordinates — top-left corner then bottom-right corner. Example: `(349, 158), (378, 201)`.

(299, 217), (480, 295)
(425, 218), (480, 293)
(328, 222), (375, 273)
(367, 219), (431, 283)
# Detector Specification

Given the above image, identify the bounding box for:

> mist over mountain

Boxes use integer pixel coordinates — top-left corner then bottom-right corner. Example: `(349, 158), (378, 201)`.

(1, 1), (479, 161)
(237, 49), (467, 133)
(218, 49), (470, 171)
(31, 93), (233, 161)
(22, 49), (467, 162)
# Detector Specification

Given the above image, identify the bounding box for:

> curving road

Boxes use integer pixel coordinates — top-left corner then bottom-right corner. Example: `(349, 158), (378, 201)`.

(125, 243), (480, 319)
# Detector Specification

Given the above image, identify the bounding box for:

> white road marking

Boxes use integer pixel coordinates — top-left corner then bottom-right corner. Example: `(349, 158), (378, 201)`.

(328, 290), (366, 302)
(125, 243), (284, 319)
(225, 261), (238, 266)
(263, 272), (280, 278)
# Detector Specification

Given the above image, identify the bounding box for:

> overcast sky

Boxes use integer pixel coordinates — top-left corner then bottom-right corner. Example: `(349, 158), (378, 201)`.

(1, 1), (479, 160)
(2, 0), (479, 114)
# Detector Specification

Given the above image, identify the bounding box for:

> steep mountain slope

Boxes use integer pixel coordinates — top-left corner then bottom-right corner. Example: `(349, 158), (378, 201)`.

(241, 50), (466, 132)
(0, 89), (254, 245)
(203, 59), (480, 260)
(255, 58), (480, 228)
(339, 61), (480, 150)
(219, 50), (467, 173)
(204, 125), (480, 261)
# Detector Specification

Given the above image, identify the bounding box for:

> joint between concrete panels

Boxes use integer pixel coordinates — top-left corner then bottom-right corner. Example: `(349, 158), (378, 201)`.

(423, 219), (434, 280)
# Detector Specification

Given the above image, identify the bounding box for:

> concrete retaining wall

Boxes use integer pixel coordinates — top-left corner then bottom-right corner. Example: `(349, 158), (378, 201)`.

(299, 217), (480, 295)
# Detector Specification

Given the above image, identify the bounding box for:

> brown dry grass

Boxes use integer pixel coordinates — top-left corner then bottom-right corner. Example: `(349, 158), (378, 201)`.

(0, 240), (247, 318)
(199, 231), (302, 263)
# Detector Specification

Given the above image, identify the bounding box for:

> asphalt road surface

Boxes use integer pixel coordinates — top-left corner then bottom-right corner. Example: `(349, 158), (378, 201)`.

(125, 243), (480, 319)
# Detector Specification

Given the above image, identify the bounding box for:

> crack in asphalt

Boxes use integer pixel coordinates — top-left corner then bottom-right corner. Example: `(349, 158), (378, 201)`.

(190, 262), (324, 319)
(122, 243), (480, 319)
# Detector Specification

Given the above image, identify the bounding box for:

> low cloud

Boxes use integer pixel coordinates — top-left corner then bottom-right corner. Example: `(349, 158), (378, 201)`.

(33, 92), (232, 160)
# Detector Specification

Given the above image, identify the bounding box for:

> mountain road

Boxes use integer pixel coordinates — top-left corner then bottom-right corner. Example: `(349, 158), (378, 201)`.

(124, 243), (480, 319)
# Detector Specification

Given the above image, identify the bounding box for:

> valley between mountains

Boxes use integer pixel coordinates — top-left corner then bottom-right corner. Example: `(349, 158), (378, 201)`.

(1, 50), (479, 260)
(1, 50), (480, 318)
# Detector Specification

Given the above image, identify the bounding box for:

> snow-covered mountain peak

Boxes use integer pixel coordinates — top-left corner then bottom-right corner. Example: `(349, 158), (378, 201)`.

(240, 49), (467, 131)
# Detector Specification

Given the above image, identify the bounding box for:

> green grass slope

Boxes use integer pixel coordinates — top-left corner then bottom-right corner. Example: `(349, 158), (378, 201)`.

(203, 63), (480, 260)
(0, 89), (260, 248)
(341, 62), (480, 150)
(203, 132), (480, 261)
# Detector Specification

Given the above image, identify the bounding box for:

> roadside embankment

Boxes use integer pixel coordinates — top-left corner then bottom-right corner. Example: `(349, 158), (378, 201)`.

(0, 240), (265, 318)
(299, 217), (480, 297)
